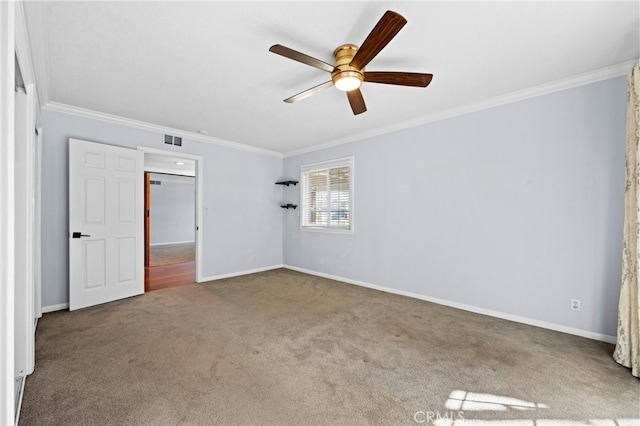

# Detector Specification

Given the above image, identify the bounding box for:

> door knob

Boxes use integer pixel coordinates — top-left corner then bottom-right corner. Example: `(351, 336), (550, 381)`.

(72, 232), (91, 238)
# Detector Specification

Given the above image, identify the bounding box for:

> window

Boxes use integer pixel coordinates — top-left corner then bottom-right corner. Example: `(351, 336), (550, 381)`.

(301, 157), (353, 232)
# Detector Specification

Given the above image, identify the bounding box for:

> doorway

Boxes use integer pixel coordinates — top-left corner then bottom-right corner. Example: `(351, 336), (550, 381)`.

(139, 148), (203, 291)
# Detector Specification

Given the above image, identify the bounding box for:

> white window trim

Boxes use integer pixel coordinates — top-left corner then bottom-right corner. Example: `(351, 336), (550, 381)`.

(300, 156), (354, 234)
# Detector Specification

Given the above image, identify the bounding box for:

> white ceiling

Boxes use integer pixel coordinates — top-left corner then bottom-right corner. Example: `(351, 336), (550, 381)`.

(149, 172), (195, 184)
(24, 1), (639, 154)
(144, 153), (196, 176)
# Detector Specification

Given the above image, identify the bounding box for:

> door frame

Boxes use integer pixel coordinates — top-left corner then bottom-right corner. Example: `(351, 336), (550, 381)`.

(0, 2), (16, 424)
(14, 78), (35, 379)
(144, 172), (150, 268)
(138, 146), (203, 283)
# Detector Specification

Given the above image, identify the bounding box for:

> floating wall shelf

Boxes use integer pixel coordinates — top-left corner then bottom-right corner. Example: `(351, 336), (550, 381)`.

(277, 180), (298, 210)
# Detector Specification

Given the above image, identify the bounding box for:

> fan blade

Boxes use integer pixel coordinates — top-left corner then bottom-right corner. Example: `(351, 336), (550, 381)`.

(346, 89), (367, 115)
(364, 72), (433, 87)
(284, 81), (333, 103)
(350, 11), (407, 70)
(269, 44), (334, 73)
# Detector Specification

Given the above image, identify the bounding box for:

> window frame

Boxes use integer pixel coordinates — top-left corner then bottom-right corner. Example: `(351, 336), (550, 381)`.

(299, 156), (354, 234)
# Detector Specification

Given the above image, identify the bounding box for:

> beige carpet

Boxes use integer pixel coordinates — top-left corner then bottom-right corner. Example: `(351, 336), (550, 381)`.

(20, 269), (639, 425)
(149, 242), (195, 266)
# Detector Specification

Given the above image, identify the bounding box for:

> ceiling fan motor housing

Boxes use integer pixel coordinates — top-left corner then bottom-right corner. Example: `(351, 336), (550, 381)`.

(331, 44), (364, 90)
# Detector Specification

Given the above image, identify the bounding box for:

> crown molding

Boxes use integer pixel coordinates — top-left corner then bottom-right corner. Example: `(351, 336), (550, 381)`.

(41, 60), (635, 160)
(43, 102), (283, 158)
(283, 60), (636, 158)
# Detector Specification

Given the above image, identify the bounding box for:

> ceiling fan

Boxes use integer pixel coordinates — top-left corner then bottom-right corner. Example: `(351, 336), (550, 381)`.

(269, 10), (433, 115)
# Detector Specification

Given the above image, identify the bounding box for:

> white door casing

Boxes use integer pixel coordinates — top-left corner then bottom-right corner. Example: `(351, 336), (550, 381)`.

(1, 2), (16, 423)
(34, 128), (42, 319)
(138, 146), (204, 283)
(69, 139), (144, 310)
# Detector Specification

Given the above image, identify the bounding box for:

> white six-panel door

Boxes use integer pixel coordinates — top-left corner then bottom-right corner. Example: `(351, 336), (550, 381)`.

(69, 139), (144, 310)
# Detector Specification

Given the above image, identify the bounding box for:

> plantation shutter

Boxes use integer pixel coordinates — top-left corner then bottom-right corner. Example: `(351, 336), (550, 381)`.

(301, 158), (353, 230)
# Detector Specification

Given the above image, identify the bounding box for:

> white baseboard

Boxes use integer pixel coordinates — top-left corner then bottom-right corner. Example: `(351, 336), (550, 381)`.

(283, 265), (617, 344)
(199, 264), (284, 283)
(42, 303), (68, 313)
(41, 265), (616, 343)
(41, 265), (284, 311)
(149, 240), (195, 246)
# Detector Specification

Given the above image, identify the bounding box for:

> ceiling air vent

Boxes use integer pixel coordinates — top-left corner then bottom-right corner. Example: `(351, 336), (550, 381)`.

(163, 134), (183, 146)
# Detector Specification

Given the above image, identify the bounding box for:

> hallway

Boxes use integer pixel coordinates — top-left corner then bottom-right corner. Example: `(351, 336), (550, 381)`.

(146, 243), (195, 292)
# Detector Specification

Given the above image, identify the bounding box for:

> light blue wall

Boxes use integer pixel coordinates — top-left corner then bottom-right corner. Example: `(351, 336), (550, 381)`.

(283, 76), (627, 337)
(149, 177), (196, 245)
(41, 109), (283, 307)
(41, 76), (627, 337)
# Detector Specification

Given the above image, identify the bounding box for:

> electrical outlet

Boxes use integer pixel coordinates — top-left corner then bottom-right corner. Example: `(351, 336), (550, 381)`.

(571, 299), (581, 312)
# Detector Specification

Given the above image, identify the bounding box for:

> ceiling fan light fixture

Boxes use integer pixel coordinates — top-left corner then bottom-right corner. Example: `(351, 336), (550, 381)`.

(333, 71), (363, 92)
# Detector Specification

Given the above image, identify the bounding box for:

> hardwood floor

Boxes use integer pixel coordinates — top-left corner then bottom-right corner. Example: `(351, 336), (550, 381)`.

(145, 261), (195, 292)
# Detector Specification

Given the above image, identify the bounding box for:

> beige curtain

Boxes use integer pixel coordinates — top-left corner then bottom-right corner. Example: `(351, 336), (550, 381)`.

(614, 63), (640, 378)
